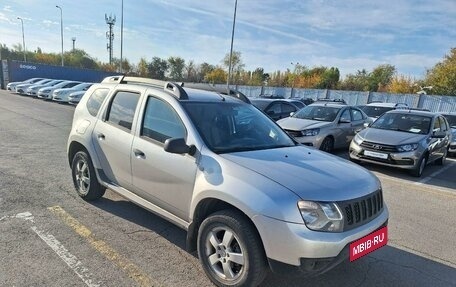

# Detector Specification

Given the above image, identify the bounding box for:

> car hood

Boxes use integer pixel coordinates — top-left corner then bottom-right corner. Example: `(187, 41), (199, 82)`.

(277, 117), (332, 131)
(359, 128), (427, 145)
(221, 146), (379, 201)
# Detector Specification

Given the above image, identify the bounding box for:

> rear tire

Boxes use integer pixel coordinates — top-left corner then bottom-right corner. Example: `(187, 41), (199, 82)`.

(197, 210), (268, 287)
(411, 154), (427, 177)
(320, 137), (334, 153)
(71, 151), (105, 201)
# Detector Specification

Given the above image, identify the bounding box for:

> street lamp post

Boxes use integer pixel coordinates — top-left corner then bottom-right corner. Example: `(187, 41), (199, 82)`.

(17, 17), (26, 62)
(56, 5), (64, 66)
(226, 0), (238, 92)
(120, 0), (124, 73)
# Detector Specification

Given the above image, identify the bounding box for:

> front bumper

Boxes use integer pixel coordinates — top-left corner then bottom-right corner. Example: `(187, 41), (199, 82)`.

(37, 92), (51, 99)
(349, 141), (421, 170)
(449, 142), (456, 153)
(252, 205), (389, 269)
(292, 134), (325, 149)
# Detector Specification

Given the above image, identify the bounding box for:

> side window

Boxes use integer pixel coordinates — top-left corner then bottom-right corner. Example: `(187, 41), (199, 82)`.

(107, 91), (140, 130)
(267, 103), (281, 114)
(439, 117), (448, 132)
(340, 109), (351, 122)
(433, 117), (441, 132)
(141, 97), (186, 143)
(86, 88), (109, 117)
(281, 103), (296, 114)
(351, 108), (363, 121)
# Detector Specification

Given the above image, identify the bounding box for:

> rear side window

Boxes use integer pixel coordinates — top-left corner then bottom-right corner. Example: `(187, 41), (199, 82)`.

(107, 91), (140, 130)
(281, 103), (296, 114)
(86, 88), (109, 117)
(351, 108), (364, 121)
(141, 97), (186, 143)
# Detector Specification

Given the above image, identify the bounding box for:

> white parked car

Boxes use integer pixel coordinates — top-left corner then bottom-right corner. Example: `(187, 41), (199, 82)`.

(37, 81), (81, 100)
(52, 83), (93, 103)
(16, 79), (52, 95)
(68, 90), (86, 105)
(26, 79), (65, 97)
(7, 78), (44, 92)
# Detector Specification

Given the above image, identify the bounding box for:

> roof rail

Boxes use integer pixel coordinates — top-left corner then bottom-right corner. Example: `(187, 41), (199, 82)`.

(101, 75), (125, 83)
(165, 82), (188, 100)
(183, 83), (251, 104)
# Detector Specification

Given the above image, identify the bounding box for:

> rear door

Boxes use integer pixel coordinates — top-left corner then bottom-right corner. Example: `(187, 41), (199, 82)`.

(92, 89), (141, 187)
(350, 108), (366, 137)
(131, 94), (197, 221)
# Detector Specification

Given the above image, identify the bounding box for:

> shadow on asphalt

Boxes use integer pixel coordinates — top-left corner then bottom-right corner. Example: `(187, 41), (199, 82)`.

(90, 195), (456, 287)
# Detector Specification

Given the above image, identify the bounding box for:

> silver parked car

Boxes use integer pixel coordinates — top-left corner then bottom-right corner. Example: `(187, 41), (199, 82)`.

(26, 79), (65, 97)
(68, 90), (86, 105)
(350, 110), (452, 177)
(358, 102), (408, 121)
(278, 103), (372, 152)
(67, 76), (388, 287)
(6, 77), (44, 92)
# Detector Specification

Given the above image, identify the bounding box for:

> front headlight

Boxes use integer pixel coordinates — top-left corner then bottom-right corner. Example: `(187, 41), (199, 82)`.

(397, 143), (418, 152)
(298, 201), (344, 232)
(353, 133), (363, 145)
(301, 128), (320, 136)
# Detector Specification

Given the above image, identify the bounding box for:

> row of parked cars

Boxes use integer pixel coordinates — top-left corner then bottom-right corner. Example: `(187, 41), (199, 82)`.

(248, 95), (455, 177)
(6, 77), (92, 104)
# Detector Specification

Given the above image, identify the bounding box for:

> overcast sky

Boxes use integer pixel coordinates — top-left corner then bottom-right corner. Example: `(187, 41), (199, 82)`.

(1, 0), (455, 78)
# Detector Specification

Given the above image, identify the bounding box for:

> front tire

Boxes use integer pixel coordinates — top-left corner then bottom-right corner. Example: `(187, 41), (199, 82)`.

(411, 154), (427, 177)
(197, 210), (268, 287)
(71, 151), (105, 201)
(319, 137), (334, 153)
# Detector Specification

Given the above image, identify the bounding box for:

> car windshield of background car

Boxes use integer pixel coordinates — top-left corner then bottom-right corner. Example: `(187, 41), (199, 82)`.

(371, 113), (431, 134)
(183, 102), (295, 153)
(293, 106), (340, 122)
(360, 106), (393, 118)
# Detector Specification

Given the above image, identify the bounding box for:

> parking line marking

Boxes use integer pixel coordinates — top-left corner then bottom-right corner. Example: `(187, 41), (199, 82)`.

(31, 226), (101, 287)
(1, 211), (101, 287)
(48, 206), (160, 287)
(415, 161), (456, 185)
(375, 173), (456, 199)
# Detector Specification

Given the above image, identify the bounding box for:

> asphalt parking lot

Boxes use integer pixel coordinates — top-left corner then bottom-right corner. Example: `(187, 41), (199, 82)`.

(0, 90), (455, 287)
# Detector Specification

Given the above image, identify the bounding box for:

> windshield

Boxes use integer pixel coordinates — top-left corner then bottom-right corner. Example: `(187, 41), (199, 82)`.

(183, 102), (295, 153)
(371, 113), (431, 134)
(250, 100), (271, 111)
(443, 115), (456, 128)
(292, 105), (340, 122)
(359, 106), (393, 118)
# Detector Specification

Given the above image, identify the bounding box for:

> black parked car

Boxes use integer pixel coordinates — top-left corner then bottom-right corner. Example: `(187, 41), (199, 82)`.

(251, 98), (303, 121)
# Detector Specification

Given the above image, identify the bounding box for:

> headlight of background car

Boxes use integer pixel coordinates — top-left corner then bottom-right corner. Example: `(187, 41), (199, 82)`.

(353, 133), (363, 145)
(301, 128), (320, 136)
(298, 201), (344, 232)
(397, 143), (418, 152)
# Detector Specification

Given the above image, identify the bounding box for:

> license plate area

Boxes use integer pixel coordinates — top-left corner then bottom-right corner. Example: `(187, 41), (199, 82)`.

(350, 226), (388, 262)
(364, 150), (388, 159)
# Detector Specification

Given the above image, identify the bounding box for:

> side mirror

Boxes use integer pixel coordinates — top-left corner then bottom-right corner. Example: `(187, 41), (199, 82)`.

(164, 138), (193, 154)
(431, 131), (446, 139)
(289, 112), (295, 117)
(363, 122), (371, 128)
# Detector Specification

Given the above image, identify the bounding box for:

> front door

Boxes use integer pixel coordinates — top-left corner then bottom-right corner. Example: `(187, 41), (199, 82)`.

(131, 95), (197, 221)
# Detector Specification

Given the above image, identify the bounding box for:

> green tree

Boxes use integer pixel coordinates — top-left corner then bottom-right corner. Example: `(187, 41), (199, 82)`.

(368, 64), (396, 92)
(198, 62), (215, 82)
(148, 57), (168, 80)
(168, 56), (186, 80)
(425, 47), (456, 96)
(137, 57), (149, 77)
(222, 51), (245, 84)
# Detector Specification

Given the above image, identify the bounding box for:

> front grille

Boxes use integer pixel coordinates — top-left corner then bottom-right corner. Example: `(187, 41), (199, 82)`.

(338, 189), (384, 232)
(360, 141), (397, 152)
(285, 129), (303, 138)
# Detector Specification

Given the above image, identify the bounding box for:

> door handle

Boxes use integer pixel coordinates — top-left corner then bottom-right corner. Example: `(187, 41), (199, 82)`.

(133, 148), (146, 159)
(97, 133), (105, 140)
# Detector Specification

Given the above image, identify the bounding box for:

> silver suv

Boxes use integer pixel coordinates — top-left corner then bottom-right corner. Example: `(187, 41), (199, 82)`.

(67, 76), (388, 287)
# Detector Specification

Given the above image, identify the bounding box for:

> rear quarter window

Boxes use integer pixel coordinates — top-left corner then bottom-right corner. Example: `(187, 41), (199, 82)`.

(86, 88), (110, 117)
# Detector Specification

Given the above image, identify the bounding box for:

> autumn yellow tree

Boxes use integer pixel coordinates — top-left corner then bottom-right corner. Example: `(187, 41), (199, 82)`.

(387, 75), (418, 94)
(205, 68), (227, 84)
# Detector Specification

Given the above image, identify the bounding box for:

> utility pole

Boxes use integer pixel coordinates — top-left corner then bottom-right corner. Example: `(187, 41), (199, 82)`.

(17, 17), (27, 62)
(105, 14), (116, 65)
(72, 37), (76, 52)
(120, 0), (124, 73)
(226, 0), (238, 92)
(56, 5), (64, 66)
